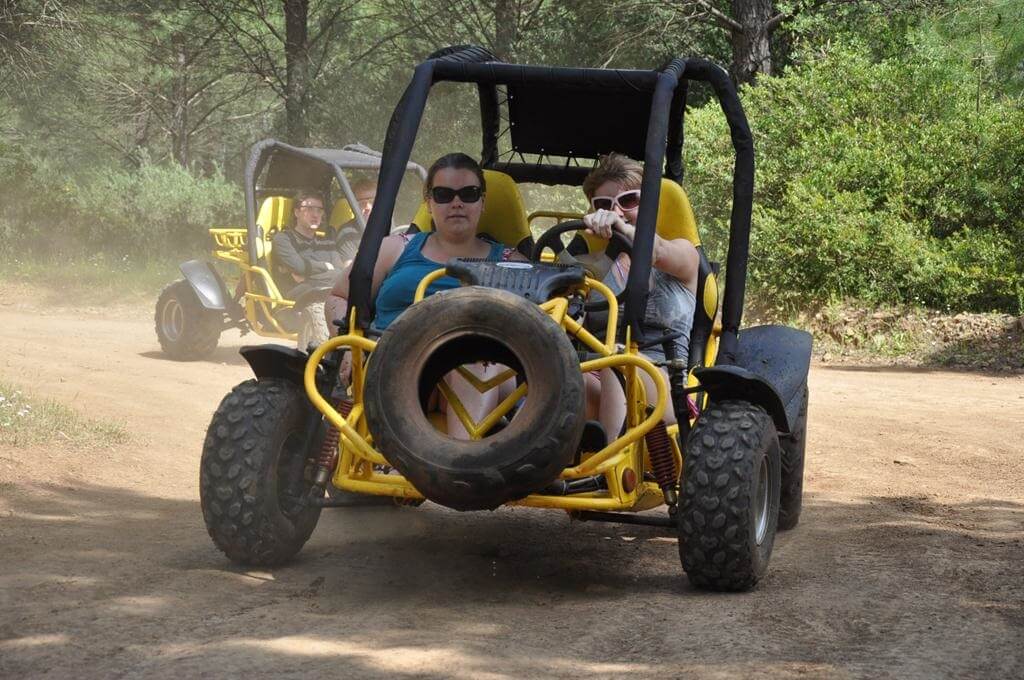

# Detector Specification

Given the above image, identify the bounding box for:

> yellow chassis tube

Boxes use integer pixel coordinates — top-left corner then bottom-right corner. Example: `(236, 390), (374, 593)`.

(213, 250), (298, 340)
(303, 273), (671, 511)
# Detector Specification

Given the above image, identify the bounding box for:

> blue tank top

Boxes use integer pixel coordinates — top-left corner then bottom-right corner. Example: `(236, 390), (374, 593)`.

(373, 232), (507, 329)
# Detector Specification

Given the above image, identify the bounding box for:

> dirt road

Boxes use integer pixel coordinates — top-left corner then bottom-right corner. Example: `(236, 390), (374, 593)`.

(1, 301), (1021, 679)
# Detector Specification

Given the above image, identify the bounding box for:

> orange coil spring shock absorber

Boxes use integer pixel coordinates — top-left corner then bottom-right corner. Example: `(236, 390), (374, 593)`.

(645, 420), (678, 506)
(312, 399), (353, 488)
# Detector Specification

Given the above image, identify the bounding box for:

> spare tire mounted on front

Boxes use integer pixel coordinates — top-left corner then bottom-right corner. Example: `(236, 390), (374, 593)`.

(364, 287), (586, 511)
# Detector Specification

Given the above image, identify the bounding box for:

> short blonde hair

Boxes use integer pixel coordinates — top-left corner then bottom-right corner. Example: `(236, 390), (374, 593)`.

(582, 153), (643, 199)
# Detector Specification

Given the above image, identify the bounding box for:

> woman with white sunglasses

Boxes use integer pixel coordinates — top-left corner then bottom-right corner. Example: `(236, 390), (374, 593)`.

(581, 152), (700, 436)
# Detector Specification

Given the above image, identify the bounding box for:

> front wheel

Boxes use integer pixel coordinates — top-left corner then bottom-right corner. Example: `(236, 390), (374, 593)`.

(200, 378), (322, 565)
(155, 279), (221, 360)
(678, 400), (781, 591)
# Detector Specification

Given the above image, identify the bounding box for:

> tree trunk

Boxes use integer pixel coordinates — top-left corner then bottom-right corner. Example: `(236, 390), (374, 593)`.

(171, 33), (189, 168)
(493, 0), (517, 61)
(730, 0), (775, 84)
(283, 0), (309, 146)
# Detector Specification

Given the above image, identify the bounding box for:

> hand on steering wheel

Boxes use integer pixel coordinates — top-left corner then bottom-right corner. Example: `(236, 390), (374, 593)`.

(582, 209), (636, 245)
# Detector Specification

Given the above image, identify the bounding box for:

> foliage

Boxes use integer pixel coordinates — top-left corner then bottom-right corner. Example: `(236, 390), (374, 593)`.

(0, 0), (1021, 314)
(685, 41), (1024, 314)
(0, 144), (238, 259)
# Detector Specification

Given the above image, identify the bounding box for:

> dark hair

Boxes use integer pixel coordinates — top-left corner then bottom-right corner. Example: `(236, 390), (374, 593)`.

(424, 153), (486, 198)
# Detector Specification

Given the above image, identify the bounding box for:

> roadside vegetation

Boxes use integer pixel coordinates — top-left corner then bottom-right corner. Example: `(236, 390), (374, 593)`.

(0, 380), (130, 449)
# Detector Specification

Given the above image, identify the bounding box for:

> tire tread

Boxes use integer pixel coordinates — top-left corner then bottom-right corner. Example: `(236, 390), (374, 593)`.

(678, 400), (780, 591)
(200, 378), (321, 565)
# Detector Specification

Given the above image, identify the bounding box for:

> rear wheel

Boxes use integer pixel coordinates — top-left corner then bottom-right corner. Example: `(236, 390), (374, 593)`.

(778, 386), (808, 531)
(155, 280), (221, 360)
(200, 378), (322, 565)
(678, 400), (781, 591)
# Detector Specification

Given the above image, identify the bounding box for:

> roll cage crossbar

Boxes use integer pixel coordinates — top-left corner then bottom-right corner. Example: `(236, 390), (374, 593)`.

(351, 45), (753, 365)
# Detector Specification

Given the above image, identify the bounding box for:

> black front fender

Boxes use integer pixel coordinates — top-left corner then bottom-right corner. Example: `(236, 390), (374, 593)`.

(694, 325), (812, 433)
(240, 345), (323, 386)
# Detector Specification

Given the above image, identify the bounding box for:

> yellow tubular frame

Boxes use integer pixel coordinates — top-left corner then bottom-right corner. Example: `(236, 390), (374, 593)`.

(211, 228), (299, 341)
(304, 271), (672, 512)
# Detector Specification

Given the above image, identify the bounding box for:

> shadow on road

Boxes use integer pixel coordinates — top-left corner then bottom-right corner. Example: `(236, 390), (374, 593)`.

(138, 346), (251, 367)
(1, 481), (1021, 677)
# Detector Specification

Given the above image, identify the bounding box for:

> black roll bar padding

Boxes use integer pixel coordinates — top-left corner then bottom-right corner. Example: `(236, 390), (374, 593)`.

(665, 75), (688, 183)
(621, 67), (682, 338)
(427, 44), (496, 63)
(244, 138), (278, 265)
(681, 60), (754, 365)
(431, 60), (662, 92)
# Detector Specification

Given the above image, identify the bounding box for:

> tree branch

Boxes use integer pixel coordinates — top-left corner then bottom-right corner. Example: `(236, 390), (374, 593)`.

(694, 0), (742, 34)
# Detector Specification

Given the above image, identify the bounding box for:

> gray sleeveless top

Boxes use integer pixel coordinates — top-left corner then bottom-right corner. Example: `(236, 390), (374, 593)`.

(602, 262), (696, 365)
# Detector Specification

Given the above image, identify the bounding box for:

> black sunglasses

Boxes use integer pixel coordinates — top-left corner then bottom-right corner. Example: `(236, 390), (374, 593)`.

(430, 185), (483, 204)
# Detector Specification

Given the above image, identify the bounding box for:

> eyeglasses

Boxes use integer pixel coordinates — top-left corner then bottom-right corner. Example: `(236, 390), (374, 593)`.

(430, 185), (483, 204)
(591, 189), (641, 212)
(299, 203), (325, 213)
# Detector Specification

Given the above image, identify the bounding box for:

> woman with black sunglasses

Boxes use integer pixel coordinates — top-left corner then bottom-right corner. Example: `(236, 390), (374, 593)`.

(325, 152), (523, 437)
(326, 152), (523, 331)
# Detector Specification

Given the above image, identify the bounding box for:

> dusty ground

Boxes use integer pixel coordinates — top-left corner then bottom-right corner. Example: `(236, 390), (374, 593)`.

(0, 296), (1021, 679)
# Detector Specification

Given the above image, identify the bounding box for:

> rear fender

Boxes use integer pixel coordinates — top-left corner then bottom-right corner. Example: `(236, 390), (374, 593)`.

(240, 345), (323, 387)
(694, 325), (812, 433)
(180, 260), (231, 312)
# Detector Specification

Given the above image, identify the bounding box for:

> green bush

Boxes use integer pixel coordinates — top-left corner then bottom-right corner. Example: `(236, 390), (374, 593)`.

(684, 43), (1024, 314)
(0, 147), (238, 261)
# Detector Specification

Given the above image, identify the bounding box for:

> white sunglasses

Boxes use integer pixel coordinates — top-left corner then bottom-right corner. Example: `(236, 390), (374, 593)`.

(590, 189), (641, 212)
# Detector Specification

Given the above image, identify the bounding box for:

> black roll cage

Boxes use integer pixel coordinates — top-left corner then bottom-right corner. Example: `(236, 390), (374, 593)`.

(351, 45), (754, 366)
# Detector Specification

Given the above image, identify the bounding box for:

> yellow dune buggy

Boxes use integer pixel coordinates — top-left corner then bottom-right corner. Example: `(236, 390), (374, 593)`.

(199, 47), (812, 591)
(154, 140), (425, 359)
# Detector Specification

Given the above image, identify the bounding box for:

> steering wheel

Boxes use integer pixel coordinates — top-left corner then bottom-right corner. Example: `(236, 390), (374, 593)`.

(531, 219), (633, 311)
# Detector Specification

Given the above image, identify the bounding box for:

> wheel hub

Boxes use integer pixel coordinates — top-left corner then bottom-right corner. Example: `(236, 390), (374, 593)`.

(755, 456), (769, 545)
(161, 299), (184, 341)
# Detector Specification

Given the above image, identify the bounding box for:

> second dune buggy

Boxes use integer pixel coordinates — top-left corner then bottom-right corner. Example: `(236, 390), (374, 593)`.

(154, 141), (425, 359)
(199, 46), (812, 591)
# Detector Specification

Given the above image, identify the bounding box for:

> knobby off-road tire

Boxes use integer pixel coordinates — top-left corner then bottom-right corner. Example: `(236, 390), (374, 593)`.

(678, 400), (781, 591)
(364, 287), (586, 511)
(778, 386), (808, 531)
(296, 301), (330, 351)
(155, 280), (221, 360)
(200, 378), (322, 565)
